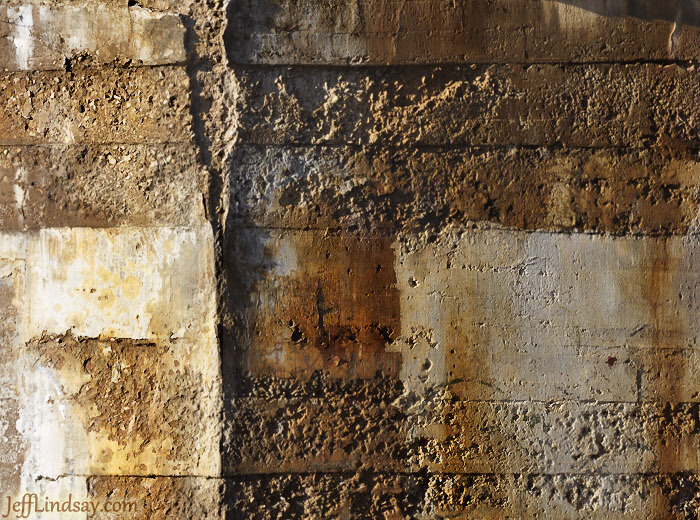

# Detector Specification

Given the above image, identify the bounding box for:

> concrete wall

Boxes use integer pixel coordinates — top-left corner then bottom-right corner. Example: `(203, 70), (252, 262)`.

(0, 0), (698, 518)
(0, 2), (222, 517)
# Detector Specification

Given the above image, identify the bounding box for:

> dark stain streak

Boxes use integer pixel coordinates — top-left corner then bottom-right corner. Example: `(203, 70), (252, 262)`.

(315, 283), (329, 348)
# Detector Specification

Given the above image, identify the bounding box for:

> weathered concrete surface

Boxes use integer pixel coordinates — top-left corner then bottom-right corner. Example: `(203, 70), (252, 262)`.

(24, 227), (216, 342)
(0, 66), (191, 145)
(229, 145), (700, 235)
(225, 393), (700, 475)
(88, 476), (223, 520)
(0, 144), (205, 228)
(2, 0), (699, 516)
(227, 229), (699, 389)
(225, 231), (401, 380)
(223, 472), (700, 519)
(0, 4), (185, 71)
(395, 230), (700, 399)
(224, 376), (406, 474)
(0, 233), (25, 404)
(0, 227), (218, 509)
(25, 333), (218, 476)
(19, 227), (219, 475)
(234, 63), (700, 149)
(225, 0), (700, 65)
(0, 0), (222, 514)
(222, 228), (700, 485)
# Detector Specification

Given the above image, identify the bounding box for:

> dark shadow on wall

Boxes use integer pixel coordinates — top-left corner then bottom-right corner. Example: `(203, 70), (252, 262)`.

(554, 0), (700, 25)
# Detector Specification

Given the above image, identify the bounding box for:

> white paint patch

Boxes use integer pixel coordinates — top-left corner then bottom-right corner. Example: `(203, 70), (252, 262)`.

(23, 226), (216, 342)
(18, 365), (88, 485)
(7, 5), (34, 70)
(63, 6), (90, 55)
(271, 236), (299, 276)
(395, 229), (700, 402)
(13, 167), (25, 223)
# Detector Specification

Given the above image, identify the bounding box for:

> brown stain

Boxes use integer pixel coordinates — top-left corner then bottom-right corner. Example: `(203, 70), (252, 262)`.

(226, 0), (533, 63)
(249, 232), (402, 380)
(25, 332), (206, 470)
(235, 145), (697, 236)
(439, 299), (499, 477)
(437, 247), (521, 515)
(643, 239), (685, 405)
(391, 236), (506, 515)
(362, 0), (530, 64)
(640, 239), (696, 517)
(227, 0), (700, 65)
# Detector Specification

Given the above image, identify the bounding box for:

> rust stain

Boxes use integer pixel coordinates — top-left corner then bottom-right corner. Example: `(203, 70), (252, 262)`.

(226, 231), (410, 488)
(640, 238), (693, 517)
(643, 239), (683, 403)
(250, 233), (402, 380)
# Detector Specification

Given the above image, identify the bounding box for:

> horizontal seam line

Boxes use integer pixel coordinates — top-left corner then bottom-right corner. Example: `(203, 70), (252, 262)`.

(231, 142), (700, 153)
(234, 142), (700, 152)
(62, 471), (700, 479)
(225, 398), (700, 404)
(227, 59), (700, 69)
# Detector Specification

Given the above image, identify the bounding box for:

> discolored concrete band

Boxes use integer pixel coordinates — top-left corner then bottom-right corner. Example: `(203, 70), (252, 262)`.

(0, 4), (185, 71)
(228, 145), (700, 235)
(0, 143), (205, 229)
(225, 0), (700, 65)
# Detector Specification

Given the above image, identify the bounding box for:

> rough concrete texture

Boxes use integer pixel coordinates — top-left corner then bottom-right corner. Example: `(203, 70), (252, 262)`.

(0, 66), (191, 145)
(1, 0), (699, 518)
(232, 64), (700, 149)
(0, 144), (205, 228)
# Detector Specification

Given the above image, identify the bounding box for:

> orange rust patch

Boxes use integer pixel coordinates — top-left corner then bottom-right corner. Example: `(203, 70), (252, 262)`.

(249, 233), (402, 379)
